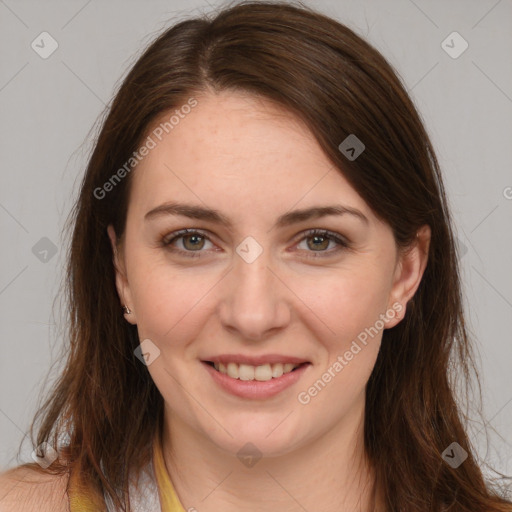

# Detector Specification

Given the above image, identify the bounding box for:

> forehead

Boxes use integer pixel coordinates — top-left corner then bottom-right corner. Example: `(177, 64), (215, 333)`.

(128, 91), (370, 223)
(140, 91), (322, 174)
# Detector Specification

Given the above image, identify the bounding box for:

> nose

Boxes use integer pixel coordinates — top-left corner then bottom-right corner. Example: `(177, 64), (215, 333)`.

(217, 250), (291, 342)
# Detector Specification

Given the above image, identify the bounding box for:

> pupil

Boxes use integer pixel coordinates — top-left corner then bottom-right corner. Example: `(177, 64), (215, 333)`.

(185, 234), (203, 249)
(310, 235), (327, 250)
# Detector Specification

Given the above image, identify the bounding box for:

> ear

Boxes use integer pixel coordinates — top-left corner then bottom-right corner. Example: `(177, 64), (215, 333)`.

(107, 224), (137, 325)
(385, 224), (431, 328)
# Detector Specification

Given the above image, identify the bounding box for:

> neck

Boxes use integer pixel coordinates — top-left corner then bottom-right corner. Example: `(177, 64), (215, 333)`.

(160, 397), (381, 512)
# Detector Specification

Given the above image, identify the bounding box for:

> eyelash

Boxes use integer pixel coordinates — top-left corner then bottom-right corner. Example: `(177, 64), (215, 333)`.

(160, 228), (350, 259)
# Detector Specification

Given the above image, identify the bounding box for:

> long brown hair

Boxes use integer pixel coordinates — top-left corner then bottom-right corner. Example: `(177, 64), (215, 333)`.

(14, 1), (511, 510)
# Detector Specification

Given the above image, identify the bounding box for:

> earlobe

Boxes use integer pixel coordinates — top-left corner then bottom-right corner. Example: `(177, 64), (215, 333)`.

(386, 225), (431, 328)
(107, 224), (137, 325)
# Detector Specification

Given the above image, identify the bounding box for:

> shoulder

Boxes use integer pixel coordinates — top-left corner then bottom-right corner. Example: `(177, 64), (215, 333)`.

(0, 464), (70, 512)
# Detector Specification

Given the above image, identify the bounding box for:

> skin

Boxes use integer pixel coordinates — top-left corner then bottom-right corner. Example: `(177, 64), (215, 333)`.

(108, 90), (430, 512)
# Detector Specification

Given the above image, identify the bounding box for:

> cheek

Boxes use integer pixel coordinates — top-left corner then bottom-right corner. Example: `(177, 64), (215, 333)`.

(294, 271), (387, 419)
(128, 257), (219, 345)
(292, 262), (392, 350)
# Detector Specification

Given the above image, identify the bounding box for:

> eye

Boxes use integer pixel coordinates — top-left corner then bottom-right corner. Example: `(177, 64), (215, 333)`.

(160, 228), (350, 259)
(294, 229), (350, 258)
(161, 229), (214, 258)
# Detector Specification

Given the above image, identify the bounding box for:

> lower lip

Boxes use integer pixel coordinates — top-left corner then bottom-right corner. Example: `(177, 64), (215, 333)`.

(202, 361), (311, 399)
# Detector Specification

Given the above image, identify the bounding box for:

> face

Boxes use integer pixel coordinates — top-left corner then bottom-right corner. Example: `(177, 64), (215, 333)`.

(108, 91), (429, 458)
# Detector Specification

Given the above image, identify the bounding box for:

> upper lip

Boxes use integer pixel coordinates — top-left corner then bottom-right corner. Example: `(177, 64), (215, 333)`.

(202, 354), (310, 366)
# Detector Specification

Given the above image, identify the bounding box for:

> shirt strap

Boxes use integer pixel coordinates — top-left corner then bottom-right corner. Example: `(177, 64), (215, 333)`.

(152, 426), (187, 512)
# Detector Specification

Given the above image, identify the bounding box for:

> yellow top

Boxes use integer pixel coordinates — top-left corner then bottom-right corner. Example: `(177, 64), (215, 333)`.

(68, 431), (186, 512)
(152, 430), (186, 512)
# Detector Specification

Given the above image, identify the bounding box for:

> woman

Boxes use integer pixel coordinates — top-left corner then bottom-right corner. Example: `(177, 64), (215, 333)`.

(1, 1), (510, 511)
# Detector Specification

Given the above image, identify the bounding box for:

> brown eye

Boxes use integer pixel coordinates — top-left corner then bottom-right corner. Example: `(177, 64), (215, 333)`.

(296, 229), (350, 258)
(162, 229), (214, 258)
(181, 233), (206, 251)
(306, 234), (330, 251)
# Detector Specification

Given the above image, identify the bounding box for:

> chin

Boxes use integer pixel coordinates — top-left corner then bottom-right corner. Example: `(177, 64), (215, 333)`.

(200, 414), (308, 460)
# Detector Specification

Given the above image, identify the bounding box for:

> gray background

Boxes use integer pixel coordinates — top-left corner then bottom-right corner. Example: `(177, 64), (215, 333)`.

(1, 0), (511, 481)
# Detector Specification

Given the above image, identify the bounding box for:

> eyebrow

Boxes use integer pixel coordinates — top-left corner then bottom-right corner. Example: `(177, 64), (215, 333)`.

(144, 201), (369, 228)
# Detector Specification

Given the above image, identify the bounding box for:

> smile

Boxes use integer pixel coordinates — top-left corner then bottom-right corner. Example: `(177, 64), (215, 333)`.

(201, 360), (311, 399)
(205, 361), (306, 381)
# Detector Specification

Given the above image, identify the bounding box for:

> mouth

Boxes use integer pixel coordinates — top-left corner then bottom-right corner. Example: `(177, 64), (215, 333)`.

(201, 358), (311, 399)
(202, 360), (310, 382)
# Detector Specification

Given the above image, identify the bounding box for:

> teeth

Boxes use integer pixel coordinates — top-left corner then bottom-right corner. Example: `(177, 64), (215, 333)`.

(212, 362), (301, 380)
(227, 362), (238, 379)
(254, 364), (272, 381)
(271, 364), (283, 378)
